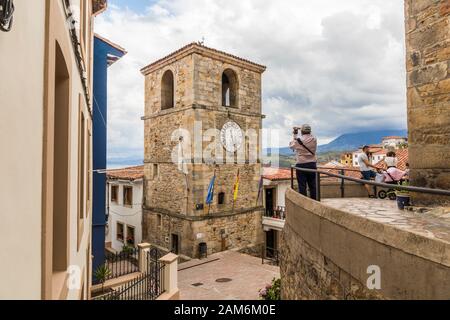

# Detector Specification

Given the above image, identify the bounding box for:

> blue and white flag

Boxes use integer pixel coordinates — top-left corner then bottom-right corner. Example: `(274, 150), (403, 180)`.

(206, 174), (216, 205)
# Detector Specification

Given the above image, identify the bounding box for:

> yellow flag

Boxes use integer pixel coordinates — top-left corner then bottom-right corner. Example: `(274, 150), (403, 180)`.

(233, 169), (240, 201)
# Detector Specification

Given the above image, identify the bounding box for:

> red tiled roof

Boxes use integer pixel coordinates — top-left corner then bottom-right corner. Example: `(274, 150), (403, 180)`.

(262, 167), (292, 181)
(353, 146), (383, 154)
(373, 149), (388, 156)
(375, 149), (409, 171)
(107, 165), (144, 181)
(140, 43), (267, 75)
(263, 165), (363, 182)
(319, 164), (362, 180)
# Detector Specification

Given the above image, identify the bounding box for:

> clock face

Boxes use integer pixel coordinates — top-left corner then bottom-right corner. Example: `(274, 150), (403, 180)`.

(220, 121), (243, 152)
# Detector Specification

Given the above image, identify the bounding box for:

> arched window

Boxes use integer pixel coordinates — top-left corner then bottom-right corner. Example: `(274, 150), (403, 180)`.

(161, 70), (174, 110)
(222, 69), (238, 107)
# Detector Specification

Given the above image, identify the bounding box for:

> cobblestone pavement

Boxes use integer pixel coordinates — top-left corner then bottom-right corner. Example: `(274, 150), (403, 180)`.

(323, 198), (450, 243)
(178, 251), (280, 300)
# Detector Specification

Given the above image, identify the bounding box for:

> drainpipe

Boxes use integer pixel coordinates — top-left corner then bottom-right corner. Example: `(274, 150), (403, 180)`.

(106, 180), (110, 231)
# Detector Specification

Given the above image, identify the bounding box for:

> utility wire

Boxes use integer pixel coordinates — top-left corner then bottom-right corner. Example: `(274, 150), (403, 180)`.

(93, 95), (108, 130)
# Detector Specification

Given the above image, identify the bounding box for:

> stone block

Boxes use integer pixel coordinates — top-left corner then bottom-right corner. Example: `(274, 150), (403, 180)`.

(407, 61), (448, 87)
(409, 145), (450, 168)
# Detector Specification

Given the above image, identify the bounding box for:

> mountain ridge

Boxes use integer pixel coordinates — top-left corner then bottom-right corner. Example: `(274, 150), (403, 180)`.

(269, 129), (408, 156)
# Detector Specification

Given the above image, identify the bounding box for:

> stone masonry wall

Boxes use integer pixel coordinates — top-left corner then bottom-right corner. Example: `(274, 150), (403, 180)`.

(280, 189), (450, 300)
(405, 0), (450, 204)
(142, 45), (265, 257)
(143, 209), (263, 258)
(144, 110), (262, 216)
(144, 55), (194, 115)
(193, 53), (262, 114)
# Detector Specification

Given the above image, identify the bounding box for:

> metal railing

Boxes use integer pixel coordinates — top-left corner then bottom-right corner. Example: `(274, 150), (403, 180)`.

(264, 207), (286, 220)
(95, 249), (165, 301)
(262, 246), (279, 266)
(290, 166), (450, 202)
(105, 247), (139, 280)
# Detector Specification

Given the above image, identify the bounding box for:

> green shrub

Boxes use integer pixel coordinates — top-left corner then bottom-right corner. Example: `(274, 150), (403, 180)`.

(259, 278), (281, 300)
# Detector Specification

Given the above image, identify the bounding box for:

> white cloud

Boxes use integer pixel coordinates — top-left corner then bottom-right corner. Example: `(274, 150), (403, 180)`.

(95, 0), (406, 160)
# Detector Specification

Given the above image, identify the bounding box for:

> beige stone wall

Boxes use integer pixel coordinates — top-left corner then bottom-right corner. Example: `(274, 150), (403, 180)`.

(0, 0), (97, 300)
(405, 0), (450, 204)
(321, 181), (369, 199)
(142, 46), (265, 258)
(280, 189), (450, 300)
(0, 0), (47, 300)
(143, 209), (263, 258)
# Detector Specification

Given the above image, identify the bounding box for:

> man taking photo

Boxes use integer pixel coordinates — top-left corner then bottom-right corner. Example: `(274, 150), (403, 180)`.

(358, 145), (380, 198)
(289, 124), (318, 200)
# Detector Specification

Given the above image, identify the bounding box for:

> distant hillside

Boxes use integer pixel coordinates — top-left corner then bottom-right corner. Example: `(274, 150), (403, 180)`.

(318, 129), (407, 153)
(266, 129), (408, 156)
(108, 158), (143, 169)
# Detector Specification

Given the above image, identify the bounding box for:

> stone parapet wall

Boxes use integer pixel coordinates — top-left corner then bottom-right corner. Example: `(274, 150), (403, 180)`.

(405, 0), (450, 204)
(321, 181), (368, 199)
(280, 188), (450, 300)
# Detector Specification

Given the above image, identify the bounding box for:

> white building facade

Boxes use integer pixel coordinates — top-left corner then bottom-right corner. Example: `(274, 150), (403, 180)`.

(261, 168), (291, 255)
(382, 136), (408, 149)
(105, 166), (144, 252)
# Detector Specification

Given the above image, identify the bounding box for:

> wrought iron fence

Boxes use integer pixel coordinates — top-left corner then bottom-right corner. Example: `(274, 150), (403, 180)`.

(105, 247), (139, 280)
(95, 249), (165, 301)
(262, 246), (279, 266)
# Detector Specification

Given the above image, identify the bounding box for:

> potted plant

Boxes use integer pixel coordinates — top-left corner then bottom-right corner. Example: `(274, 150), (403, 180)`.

(259, 278), (281, 300)
(122, 244), (134, 254)
(395, 181), (411, 210)
(94, 264), (111, 294)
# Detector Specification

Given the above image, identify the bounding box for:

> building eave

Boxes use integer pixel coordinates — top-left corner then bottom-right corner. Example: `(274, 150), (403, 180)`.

(92, 0), (108, 16)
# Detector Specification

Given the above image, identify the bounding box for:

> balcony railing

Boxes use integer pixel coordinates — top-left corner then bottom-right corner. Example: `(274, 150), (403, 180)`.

(264, 207), (286, 220)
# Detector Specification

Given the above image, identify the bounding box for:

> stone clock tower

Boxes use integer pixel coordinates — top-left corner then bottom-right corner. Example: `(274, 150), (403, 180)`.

(140, 43), (266, 258)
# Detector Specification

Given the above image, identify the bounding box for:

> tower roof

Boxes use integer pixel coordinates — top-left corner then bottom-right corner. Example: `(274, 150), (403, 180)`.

(140, 42), (267, 75)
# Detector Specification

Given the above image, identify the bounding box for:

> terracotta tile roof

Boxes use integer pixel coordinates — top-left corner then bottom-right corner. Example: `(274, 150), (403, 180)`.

(353, 146), (384, 154)
(262, 167), (292, 181)
(107, 165), (144, 181)
(140, 42), (267, 75)
(263, 165), (363, 182)
(319, 164), (363, 180)
(375, 149), (409, 171)
(373, 149), (388, 156)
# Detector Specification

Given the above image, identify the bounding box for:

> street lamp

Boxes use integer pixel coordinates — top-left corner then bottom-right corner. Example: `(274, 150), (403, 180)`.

(0, 0), (14, 32)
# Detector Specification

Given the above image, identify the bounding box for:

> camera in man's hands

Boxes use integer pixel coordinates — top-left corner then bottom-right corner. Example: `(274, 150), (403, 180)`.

(293, 127), (301, 135)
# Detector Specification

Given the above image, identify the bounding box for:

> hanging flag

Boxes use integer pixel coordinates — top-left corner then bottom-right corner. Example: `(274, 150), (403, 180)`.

(233, 169), (240, 202)
(206, 174), (216, 205)
(256, 176), (264, 205)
